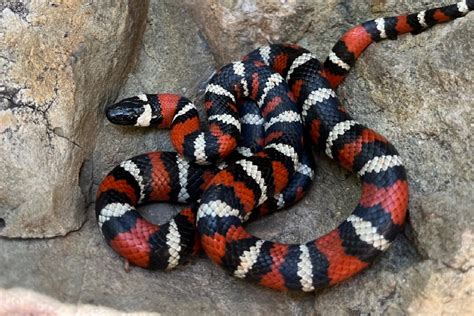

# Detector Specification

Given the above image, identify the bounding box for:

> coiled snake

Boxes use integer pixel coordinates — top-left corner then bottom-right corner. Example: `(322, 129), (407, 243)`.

(96, 1), (473, 291)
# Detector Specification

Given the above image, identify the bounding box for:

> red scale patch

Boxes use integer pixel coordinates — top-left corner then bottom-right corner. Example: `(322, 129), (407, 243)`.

(180, 207), (196, 224)
(259, 243), (289, 291)
(148, 153), (172, 201)
(316, 230), (368, 285)
(210, 170), (256, 212)
(433, 9), (452, 23)
(360, 180), (409, 225)
(395, 15), (413, 33)
(251, 72), (260, 99)
(290, 79), (305, 99)
(321, 71), (345, 89)
(341, 25), (373, 59)
(170, 116), (200, 154)
(158, 94), (181, 128)
(271, 161), (289, 193)
(201, 233), (226, 265)
(97, 175), (138, 204)
(337, 129), (387, 171)
(210, 123), (238, 158)
(309, 119), (321, 145)
(226, 225), (252, 241)
(110, 218), (160, 268)
(262, 96), (282, 118)
(273, 53), (289, 74)
(264, 131), (284, 145)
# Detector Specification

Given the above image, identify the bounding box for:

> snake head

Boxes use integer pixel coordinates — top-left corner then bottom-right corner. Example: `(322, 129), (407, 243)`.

(106, 94), (162, 127)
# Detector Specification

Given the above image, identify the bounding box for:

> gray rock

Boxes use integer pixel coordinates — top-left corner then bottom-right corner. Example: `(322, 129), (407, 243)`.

(91, 0), (215, 199)
(338, 10), (473, 269)
(185, 0), (315, 65)
(0, 206), (315, 315)
(330, 10), (474, 315)
(0, 0), (472, 314)
(388, 260), (474, 314)
(0, 288), (156, 315)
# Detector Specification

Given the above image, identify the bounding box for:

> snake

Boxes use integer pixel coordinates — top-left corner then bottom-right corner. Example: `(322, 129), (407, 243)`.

(97, 95), (315, 269)
(96, 1), (473, 291)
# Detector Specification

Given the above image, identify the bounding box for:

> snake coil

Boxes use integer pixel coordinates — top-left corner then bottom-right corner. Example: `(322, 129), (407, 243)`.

(96, 1), (473, 291)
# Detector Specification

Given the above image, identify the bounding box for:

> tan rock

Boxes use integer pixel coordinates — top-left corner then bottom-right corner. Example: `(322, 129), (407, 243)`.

(0, 1), (149, 237)
(408, 267), (474, 315)
(0, 287), (156, 315)
(185, 0), (314, 65)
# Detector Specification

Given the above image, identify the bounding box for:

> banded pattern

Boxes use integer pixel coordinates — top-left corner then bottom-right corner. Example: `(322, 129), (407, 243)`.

(196, 1), (471, 291)
(97, 1), (472, 291)
(97, 94), (314, 270)
(197, 43), (409, 291)
(322, 0), (474, 88)
(106, 90), (239, 165)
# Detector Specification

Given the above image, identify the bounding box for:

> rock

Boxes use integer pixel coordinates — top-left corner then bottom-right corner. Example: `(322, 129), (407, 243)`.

(185, 0), (315, 65)
(314, 236), (418, 315)
(0, 206), (315, 314)
(338, 11), (473, 266)
(91, 0), (216, 199)
(0, 1), (149, 237)
(333, 10), (473, 314)
(0, 0), (472, 314)
(0, 288), (156, 315)
(417, 268), (474, 314)
(185, 0), (467, 66)
(389, 261), (474, 315)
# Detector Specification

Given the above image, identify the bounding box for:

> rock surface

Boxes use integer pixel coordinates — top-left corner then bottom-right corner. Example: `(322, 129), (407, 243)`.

(91, 0), (215, 201)
(0, 1), (148, 237)
(185, 0), (314, 65)
(0, 288), (155, 316)
(0, 0), (473, 314)
(333, 12), (474, 314)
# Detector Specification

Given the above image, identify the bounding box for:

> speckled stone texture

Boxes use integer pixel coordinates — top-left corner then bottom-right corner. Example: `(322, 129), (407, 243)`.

(0, 0), (472, 314)
(0, 0), (149, 237)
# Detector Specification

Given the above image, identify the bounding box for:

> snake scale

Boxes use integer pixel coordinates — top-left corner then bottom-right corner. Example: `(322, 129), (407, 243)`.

(96, 1), (473, 291)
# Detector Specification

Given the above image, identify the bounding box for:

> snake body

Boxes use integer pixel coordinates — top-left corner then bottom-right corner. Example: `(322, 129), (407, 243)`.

(97, 96), (314, 269)
(96, 1), (473, 291)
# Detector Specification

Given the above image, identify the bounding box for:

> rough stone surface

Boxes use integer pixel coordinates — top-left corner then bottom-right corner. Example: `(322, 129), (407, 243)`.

(185, 0), (314, 65)
(91, 0), (215, 201)
(0, 0), (473, 314)
(0, 1), (149, 237)
(348, 8), (474, 265)
(329, 12), (474, 314)
(392, 261), (474, 315)
(0, 288), (155, 315)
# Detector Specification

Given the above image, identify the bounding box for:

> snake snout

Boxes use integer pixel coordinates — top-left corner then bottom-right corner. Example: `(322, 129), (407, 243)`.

(106, 97), (147, 125)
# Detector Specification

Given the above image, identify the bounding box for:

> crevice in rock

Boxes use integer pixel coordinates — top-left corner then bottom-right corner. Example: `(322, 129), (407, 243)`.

(0, 217), (87, 241)
(1, 86), (83, 148)
(79, 159), (94, 208)
(49, 127), (83, 149)
(294, 19), (314, 45)
(380, 285), (398, 312)
(440, 260), (472, 274)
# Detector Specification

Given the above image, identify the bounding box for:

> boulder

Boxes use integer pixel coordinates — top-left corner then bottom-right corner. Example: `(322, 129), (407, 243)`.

(0, 0), (472, 314)
(184, 0), (314, 65)
(328, 10), (473, 314)
(0, 1), (149, 237)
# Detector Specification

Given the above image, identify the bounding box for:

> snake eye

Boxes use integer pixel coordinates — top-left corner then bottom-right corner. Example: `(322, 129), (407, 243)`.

(106, 96), (147, 125)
